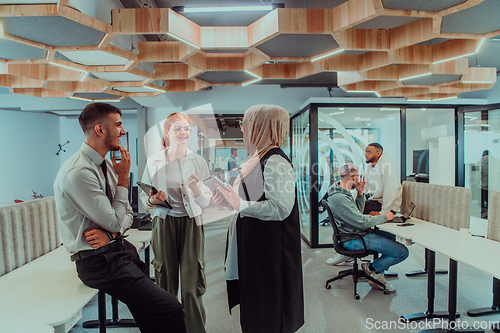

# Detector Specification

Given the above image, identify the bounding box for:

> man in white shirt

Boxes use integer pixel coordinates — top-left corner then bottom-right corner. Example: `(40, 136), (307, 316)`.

(326, 142), (402, 266)
(363, 142), (402, 215)
(54, 102), (186, 333)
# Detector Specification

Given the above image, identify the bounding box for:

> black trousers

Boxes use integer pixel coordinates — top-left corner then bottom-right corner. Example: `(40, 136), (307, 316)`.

(75, 240), (187, 333)
(363, 199), (382, 214)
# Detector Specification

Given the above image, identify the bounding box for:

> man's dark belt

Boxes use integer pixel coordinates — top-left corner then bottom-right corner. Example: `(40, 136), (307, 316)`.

(71, 237), (124, 262)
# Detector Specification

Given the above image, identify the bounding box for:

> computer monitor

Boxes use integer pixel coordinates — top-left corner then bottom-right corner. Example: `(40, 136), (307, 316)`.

(413, 149), (429, 174)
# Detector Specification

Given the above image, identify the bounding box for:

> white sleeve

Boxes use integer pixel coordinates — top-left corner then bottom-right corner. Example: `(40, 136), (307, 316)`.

(380, 161), (402, 214)
(239, 155), (296, 221)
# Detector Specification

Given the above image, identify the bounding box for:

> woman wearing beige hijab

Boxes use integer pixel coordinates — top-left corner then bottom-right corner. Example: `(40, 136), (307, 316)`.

(213, 105), (304, 333)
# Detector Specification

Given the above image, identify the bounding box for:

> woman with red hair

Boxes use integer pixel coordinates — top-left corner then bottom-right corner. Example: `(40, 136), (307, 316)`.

(140, 112), (211, 333)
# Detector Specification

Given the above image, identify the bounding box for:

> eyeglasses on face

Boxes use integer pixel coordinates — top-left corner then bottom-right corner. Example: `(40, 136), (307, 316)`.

(173, 126), (192, 133)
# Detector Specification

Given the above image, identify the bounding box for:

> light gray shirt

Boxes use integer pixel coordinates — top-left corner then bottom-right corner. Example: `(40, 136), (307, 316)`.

(54, 142), (133, 254)
(225, 154), (296, 280)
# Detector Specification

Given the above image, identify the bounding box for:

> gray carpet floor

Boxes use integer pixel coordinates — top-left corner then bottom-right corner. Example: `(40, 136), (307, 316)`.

(69, 218), (500, 333)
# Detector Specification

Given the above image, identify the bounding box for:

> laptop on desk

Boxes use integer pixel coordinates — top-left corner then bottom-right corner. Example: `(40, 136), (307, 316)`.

(387, 202), (416, 223)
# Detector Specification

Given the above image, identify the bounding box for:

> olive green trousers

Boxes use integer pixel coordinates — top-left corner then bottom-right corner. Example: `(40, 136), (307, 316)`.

(151, 215), (206, 333)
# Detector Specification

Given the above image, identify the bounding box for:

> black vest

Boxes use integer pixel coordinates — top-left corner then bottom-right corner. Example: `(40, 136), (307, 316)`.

(228, 147), (304, 333)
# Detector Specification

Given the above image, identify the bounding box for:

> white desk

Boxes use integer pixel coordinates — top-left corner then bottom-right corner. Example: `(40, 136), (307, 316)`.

(127, 229), (152, 250)
(379, 218), (459, 241)
(380, 219), (500, 332)
(0, 321), (55, 333)
(0, 247), (97, 333)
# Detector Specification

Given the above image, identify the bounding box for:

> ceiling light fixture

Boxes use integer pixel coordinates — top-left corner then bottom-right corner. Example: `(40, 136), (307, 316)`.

(347, 90), (380, 97)
(379, 108), (400, 111)
(311, 49), (344, 62)
(144, 85), (166, 92)
(95, 99), (122, 103)
(420, 108), (427, 111)
(432, 53), (475, 65)
(166, 33), (200, 49)
(49, 62), (87, 73)
(242, 78), (261, 86)
(462, 81), (495, 84)
(339, 108), (345, 110)
(184, 5), (273, 13)
(244, 70), (261, 80)
(476, 38), (486, 53)
(433, 96), (458, 101)
(69, 96), (93, 102)
(328, 111), (345, 115)
(399, 73), (432, 81)
(80, 72), (89, 82)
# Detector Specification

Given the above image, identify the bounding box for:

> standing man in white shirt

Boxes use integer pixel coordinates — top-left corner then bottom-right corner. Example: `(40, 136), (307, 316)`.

(54, 102), (186, 333)
(363, 142), (402, 215)
(326, 142), (402, 266)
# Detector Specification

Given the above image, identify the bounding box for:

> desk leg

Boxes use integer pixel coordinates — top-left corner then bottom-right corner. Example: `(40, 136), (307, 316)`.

(406, 249), (448, 276)
(402, 249), (451, 322)
(467, 277), (500, 317)
(419, 259), (483, 333)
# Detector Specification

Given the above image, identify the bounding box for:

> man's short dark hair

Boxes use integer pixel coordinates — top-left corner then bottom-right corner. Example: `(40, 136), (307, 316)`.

(368, 142), (383, 152)
(231, 148), (237, 154)
(78, 102), (122, 134)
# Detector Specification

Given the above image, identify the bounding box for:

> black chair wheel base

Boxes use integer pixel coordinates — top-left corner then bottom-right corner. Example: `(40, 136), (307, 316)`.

(326, 284), (331, 289)
(383, 289), (390, 295)
(355, 294), (360, 300)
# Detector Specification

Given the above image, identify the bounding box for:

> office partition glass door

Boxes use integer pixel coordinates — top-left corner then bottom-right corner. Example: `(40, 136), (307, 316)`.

(291, 109), (311, 244)
(317, 107), (400, 245)
(464, 109), (500, 221)
(406, 108), (455, 186)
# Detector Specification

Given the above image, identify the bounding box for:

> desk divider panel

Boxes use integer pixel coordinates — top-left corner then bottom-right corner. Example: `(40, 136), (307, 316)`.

(487, 191), (500, 242)
(401, 181), (470, 230)
(0, 197), (61, 277)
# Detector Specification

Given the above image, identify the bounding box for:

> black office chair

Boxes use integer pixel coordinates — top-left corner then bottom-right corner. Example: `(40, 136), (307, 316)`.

(321, 200), (389, 299)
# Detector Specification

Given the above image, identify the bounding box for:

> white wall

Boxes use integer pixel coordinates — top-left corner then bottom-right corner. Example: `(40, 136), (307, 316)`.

(406, 109), (455, 184)
(0, 110), (61, 206)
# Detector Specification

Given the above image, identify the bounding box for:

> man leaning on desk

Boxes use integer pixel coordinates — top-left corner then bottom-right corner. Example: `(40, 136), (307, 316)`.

(326, 163), (409, 292)
(54, 102), (187, 333)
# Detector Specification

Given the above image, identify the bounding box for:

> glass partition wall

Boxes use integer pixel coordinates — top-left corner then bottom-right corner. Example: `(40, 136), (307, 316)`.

(463, 109), (500, 223)
(292, 104), (402, 247)
(292, 103), (464, 247)
(291, 108), (312, 244)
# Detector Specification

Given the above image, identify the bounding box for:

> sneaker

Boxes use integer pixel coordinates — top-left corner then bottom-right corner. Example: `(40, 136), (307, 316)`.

(326, 253), (351, 266)
(361, 263), (396, 292)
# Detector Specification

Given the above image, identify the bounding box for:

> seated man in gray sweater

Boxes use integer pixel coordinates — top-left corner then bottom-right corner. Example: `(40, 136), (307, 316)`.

(327, 163), (409, 292)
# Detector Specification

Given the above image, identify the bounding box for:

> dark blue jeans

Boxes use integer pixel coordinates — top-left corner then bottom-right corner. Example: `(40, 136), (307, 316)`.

(341, 230), (409, 273)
